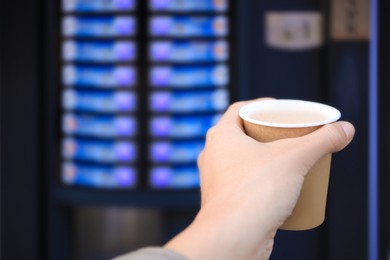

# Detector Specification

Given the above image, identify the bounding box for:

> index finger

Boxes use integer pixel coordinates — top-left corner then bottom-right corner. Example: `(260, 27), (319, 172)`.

(217, 98), (275, 130)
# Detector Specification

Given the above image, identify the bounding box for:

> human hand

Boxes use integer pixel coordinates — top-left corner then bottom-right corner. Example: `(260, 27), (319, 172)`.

(165, 99), (355, 260)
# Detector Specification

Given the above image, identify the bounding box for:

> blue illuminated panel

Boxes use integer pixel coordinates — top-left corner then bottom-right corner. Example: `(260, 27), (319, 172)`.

(62, 162), (137, 188)
(63, 138), (137, 163)
(150, 65), (228, 88)
(61, 2), (139, 189)
(149, 89), (228, 113)
(147, 1), (230, 189)
(150, 40), (228, 62)
(59, 0), (231, 190)
(63, 65), (137, 87)
(149, 114), (221, 138)
(149, 141), (204, 163)
(63, 16), (136, 37)
(62, 90), (137, 113)
(62, 0), (136, 12)
(63, 41), (136, 62)
(63, 114), (137, 138)
(149, 16), (228, 37)
(149, 166), (199, 189)
(149, 0), (227, 12)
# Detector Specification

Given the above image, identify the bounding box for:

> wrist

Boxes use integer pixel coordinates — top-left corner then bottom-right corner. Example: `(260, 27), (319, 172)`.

(165, 202), (276, 260)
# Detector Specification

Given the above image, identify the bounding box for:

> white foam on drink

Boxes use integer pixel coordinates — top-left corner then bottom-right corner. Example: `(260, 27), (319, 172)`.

(239, 100), (341, 128)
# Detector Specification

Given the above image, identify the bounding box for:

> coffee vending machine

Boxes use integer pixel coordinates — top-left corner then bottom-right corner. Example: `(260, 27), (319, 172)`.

(2, 0), (376, 259)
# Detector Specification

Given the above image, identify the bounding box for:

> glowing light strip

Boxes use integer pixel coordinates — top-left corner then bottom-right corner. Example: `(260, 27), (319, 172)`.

(369, 0), (378, 259)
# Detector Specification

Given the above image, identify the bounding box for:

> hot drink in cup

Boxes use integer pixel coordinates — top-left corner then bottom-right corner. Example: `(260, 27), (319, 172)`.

(239, 99), (341, 230)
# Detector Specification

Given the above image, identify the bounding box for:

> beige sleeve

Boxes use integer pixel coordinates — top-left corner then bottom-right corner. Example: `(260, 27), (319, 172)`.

(113, 247), (187, 260)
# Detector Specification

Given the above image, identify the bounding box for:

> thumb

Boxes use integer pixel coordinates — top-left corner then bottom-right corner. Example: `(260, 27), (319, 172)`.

(298, 121), (355, 161)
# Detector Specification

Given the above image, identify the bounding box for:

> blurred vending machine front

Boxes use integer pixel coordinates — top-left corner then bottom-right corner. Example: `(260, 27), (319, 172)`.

(59, 0), (231, 190)
(47, 0), (234, 259)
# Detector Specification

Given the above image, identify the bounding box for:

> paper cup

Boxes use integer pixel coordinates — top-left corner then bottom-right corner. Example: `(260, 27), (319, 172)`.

(239, 99), (341, 230)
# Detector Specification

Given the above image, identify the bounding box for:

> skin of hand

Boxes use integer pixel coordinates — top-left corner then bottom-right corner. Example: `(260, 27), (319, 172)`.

(165, 98), (355, 260)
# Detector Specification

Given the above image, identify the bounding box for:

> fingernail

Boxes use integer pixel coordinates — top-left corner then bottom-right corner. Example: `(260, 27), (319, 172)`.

(341, 122), (355, 141)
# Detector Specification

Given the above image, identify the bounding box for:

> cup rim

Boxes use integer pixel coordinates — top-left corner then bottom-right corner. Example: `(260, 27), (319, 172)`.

(239, 99), (341, 128)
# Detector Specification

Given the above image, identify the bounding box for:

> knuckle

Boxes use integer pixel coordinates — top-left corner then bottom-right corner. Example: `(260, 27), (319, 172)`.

(222, 101), (245, 115)
(226, 101), (246, 112)
(205, 125), (220, 143)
